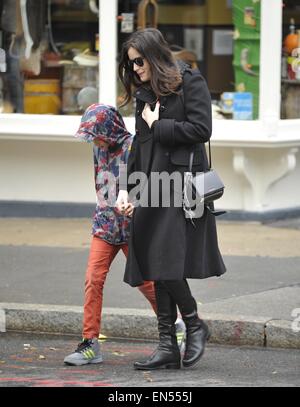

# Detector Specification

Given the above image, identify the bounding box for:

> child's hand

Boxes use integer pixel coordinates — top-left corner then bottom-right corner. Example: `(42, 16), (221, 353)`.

(142, 101), (160, 129)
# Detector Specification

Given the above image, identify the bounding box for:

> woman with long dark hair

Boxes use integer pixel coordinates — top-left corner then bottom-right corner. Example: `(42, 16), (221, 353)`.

(117, 28), (226, 370)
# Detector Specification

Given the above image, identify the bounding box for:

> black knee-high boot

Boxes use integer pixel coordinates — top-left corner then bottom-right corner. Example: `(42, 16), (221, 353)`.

(134, 281), (181, 370)
(163, 280), (210, 368)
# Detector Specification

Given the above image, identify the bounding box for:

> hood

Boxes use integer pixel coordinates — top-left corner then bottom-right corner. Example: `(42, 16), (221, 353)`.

(75, 103), (132, 147)
(176, 59), (192, 76)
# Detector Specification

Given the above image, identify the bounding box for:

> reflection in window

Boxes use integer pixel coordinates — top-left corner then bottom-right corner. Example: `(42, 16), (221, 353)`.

(0, 0), (99, 115)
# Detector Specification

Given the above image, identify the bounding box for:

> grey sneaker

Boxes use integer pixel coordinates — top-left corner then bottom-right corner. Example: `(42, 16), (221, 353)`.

(64, 338), (103, 366)
(175, 318), (186, 353)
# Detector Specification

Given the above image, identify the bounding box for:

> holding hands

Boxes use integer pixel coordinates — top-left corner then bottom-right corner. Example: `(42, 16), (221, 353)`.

(116, 190), (134, 217)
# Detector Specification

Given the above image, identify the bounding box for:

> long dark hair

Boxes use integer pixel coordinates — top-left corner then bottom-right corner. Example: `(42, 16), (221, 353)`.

(118, 28), (182, 106)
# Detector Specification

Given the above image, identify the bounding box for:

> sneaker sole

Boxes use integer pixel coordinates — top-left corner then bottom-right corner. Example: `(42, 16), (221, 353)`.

(64, 357), (103, 366)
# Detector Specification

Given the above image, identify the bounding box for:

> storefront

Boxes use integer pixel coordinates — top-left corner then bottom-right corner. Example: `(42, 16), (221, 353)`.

(0, 0), (299, 219)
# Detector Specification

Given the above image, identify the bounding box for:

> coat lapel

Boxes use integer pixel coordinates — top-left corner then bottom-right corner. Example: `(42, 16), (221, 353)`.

(134, 87), (157, 105)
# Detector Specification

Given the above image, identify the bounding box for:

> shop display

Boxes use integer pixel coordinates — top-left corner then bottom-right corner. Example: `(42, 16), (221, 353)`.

(0, 0), (99, 114)
(283, 19), (300, 81)
(1, 1), (299, 120)
(0, 0), (47, 113)
(284, 18), (298, 54)
(137, 0), (158, 29)
(24, 78), (61, 114)
(118, 0), (236, 116)
(62, 64), (98, 114)
(281, 5), (300, 119)
(220, 91), (253, 120)
(232, 0), (260, 120)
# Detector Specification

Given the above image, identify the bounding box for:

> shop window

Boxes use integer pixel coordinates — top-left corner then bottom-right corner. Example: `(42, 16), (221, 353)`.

(281, 0), (300, 119)
(117, 0), (261, 120)
(0, 0), (99, 115)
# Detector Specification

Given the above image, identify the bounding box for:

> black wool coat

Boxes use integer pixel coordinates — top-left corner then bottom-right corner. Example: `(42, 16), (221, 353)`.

(121, 64), (226, 287)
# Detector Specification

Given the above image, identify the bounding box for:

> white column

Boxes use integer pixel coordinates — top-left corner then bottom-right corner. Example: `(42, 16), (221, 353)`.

(259, 0), (282, 134)
(99, 0), (118, 107)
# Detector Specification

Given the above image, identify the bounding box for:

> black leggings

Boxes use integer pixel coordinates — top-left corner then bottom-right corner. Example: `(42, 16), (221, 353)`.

(154, 280), (196, 316)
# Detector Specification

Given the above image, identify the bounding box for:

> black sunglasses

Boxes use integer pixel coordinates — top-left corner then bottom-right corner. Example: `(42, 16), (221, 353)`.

(127, 57), (144, 70)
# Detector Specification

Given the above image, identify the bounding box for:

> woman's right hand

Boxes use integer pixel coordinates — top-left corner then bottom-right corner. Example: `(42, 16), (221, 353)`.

(116, 190), (134, 217)
(142, 101), (160, 129)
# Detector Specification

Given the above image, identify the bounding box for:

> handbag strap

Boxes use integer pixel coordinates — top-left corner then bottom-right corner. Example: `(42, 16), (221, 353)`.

(181, 70), (212, 172)
(189, 140), (212, 172)
(187, 140), (226, 217)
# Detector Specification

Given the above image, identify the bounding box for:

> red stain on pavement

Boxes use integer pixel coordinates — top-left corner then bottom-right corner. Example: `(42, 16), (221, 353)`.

(3, 365), (37, 371)
(0, 377), (114, 387)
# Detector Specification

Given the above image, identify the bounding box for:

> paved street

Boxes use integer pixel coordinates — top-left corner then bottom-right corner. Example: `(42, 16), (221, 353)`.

(0, 217), (299, 388)
(0, 332), (299, 388)
(0, 218), (299, 316)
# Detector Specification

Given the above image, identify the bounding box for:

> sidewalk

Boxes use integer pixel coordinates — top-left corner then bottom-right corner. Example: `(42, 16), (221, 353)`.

(0, 217), (299, 349)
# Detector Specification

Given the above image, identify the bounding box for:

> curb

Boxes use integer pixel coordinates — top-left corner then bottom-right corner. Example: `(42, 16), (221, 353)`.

(0, 303), (299, 349)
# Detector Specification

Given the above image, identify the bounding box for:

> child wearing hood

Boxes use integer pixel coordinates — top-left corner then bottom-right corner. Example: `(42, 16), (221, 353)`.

(63, 104), (158, 366)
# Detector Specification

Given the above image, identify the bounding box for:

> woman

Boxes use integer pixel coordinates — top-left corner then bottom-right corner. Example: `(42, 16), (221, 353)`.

(117, 28), (226, 370)
(64, 104), (157, 366)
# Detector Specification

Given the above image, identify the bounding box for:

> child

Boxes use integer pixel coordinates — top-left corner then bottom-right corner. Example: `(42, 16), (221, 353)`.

(63, 104), (158, 366)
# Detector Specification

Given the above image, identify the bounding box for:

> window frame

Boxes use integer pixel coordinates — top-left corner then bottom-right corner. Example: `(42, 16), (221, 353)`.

(1, 0), (300, 143)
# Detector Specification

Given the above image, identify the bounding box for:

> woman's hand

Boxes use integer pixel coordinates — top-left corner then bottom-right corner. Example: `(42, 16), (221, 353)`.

(142, 101), (160, 129)
(116, 190), (134, 217)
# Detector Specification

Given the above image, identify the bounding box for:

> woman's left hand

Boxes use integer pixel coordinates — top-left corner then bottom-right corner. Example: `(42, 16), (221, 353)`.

(142, 101), (160, 129)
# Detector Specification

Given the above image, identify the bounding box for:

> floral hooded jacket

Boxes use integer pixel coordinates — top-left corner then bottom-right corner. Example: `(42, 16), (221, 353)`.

(75, 104), (133, 245)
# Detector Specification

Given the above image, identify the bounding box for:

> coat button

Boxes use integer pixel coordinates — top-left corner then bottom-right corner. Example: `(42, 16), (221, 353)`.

(160, 105), (166, 112)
